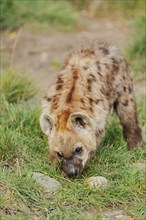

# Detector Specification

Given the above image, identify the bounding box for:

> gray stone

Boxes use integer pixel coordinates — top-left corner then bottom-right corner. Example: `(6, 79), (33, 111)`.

(31, 172), (62, 192)
(101, 209), (128, 220)
(87, 176), (108, 188)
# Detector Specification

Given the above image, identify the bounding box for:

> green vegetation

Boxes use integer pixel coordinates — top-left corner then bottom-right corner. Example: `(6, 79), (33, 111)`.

(127, 16), (146, 80)
(0, 0), (77, 30)
(0, 72), (145, 219)
(87, 0), (145, 19)
(1, 71), (37, 104)
(69, 0), (144, 13)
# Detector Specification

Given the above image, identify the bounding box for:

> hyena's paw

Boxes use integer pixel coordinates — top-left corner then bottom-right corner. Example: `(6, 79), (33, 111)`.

(87, 176), (108, 188)
(126, 126), (142, 149)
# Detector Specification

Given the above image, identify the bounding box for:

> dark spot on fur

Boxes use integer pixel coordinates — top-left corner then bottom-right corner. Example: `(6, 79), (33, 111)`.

(88, 85), (91, 91)
(66, 85), (75, 103)
(87, 78), (92, 84)
(51, 95), (60, 111)
(97, 71), (102, 76)
(81, 48), (95, 56)
(130, 98), (134, 102)
(96, 61), (101, 71)
(66, 69), (78, 103)
(123, 76), (126, 80)
(95, 99), (101, 104)
(44, 96), (52, 102)
(99, 46), (109, 55)
(96, 61), (102, 76)
(80, 98), (86, 109)
(117, 92), (122, 97)
(56, 76), (64, 90)
(128, 86), (132, 93)
(100, 87), (105, 95)
(56, 84), (62, 90)
(106, 91), (110, 96)
(89, 98), (102, 105)
(90, 50), (95, 55)
(123, 100), (129, 106)
(73, 72), (78, 80)
(112, 57), (119, 72)
(89, 73), (96, 80)
(87, 74), (96, 91)
(57, 78), (63, 84)
(89, 98), (93, 106)
(83, 66), (89, 70)
(104, 63), (110, 69)
(123, 86), (127, 92)
(80, 98), (85, 104)
(89, 107), (93, 112)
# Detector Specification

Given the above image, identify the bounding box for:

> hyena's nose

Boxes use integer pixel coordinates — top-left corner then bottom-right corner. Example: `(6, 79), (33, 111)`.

(65, 164), (79, 177)
(62, 164), (79, 177)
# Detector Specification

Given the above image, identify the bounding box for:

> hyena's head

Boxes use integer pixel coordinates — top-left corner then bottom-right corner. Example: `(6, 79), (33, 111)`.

(40, 111), (97, 177)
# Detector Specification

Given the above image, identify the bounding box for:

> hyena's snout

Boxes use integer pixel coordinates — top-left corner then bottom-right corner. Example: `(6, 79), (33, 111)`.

(61, 158), (83, 177)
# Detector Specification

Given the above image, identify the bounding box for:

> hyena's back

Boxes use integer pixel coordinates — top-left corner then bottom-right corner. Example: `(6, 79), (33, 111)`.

(43, 41), (141, 148)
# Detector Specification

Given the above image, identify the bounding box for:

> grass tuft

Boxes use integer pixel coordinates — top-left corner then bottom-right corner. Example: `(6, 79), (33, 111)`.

(1, 71), (37, 104)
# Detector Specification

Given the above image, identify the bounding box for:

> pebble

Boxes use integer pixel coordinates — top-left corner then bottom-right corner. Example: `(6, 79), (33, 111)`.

(87, 176), (108, 188)
(31, 172), (62, 193)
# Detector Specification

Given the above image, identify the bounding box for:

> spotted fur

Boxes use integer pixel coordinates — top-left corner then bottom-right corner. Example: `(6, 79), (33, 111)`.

(40, 41), (142, 176)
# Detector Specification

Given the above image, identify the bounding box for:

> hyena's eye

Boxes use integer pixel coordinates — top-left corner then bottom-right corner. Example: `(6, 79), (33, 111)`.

(56, 152), (63, 158)
(74, 147), (82, 155)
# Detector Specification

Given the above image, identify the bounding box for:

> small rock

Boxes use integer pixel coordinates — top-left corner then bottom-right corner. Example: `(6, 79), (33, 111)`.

(87, 176), (108, 188)
(101, 209), (128, 220)
(31, 172), (62, 193)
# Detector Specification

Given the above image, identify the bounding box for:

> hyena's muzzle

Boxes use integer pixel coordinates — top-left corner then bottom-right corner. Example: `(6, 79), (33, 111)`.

(61, 158), (83, 177)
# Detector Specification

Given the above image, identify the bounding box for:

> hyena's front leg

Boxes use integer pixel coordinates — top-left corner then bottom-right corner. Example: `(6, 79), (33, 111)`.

(114, 83), (142, 149)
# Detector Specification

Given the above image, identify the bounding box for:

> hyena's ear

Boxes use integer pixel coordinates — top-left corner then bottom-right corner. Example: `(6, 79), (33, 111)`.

(70, 112), (92, 131)
(40, 113), (54, 135)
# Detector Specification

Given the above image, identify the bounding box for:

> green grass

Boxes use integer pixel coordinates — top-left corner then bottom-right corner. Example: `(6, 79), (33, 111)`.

(0, 72), (145, 220)
(88, 0), (145, 19)
(127, 15), (146, 81)
(0, 0), (77, 30)
(1, 0), (144, 31)
(1, 71), (37, 104)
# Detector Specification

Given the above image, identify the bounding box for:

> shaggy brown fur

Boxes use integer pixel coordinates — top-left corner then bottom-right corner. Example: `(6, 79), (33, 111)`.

(40, 41), (141, 177)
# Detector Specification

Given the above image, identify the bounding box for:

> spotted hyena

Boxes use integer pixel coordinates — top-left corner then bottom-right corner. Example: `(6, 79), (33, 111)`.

(40, 41), (141, 177)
